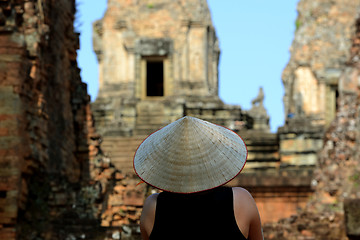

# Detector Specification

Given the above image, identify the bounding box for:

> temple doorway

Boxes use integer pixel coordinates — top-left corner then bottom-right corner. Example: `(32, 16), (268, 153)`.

(146, 60), (164, 97)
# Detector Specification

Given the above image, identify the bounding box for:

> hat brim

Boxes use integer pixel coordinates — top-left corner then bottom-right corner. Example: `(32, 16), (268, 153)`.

(133, 116), (248, 193)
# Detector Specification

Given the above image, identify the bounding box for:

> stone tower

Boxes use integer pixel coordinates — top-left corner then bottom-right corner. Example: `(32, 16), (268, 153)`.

(282, 0), (360, 127)
(278, 0), (360, 168)
(92, 0), (244, 137)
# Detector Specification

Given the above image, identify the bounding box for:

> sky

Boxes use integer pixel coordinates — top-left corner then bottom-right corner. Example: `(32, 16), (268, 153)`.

(75, 0), (299, 132)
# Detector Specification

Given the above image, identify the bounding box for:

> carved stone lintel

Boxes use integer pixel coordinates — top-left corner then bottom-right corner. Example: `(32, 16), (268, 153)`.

(135, 38), (172, 56)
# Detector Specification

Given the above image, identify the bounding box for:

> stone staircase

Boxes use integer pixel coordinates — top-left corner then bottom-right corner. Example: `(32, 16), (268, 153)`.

(101, 135), (147, 174)
(134, 101), (167, 135)
(240, 130), (280, 170)
(100, 101), (174, 174)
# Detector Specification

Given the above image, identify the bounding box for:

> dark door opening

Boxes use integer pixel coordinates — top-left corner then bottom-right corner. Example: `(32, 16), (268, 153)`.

(146, 61), (164, 96)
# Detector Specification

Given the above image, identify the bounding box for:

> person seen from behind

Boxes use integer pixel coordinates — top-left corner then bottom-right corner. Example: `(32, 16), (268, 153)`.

(134, 116), (264, 240)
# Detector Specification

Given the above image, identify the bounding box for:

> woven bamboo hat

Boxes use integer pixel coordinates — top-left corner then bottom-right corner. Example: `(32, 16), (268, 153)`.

(133, 116), (247, 193)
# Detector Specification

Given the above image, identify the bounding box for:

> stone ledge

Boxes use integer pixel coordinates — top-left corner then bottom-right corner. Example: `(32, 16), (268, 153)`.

(278, 117), (325, 135)
(229, 168), (314, 188)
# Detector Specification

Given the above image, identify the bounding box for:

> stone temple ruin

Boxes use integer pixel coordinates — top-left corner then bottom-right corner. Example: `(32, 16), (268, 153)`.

(0, 0), (360, 239)
(91, 0), (324, 226)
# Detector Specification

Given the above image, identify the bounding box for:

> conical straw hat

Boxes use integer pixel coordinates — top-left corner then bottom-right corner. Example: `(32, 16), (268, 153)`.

(133, 116), (247, 193)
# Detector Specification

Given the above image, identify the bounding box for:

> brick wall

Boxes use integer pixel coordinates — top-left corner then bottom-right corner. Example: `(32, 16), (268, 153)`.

(0, 1), (103, 239)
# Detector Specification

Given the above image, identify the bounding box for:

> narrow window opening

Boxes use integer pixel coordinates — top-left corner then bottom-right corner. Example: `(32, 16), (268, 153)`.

(335, 87), (339, 111)
(146, 61), (164, 96)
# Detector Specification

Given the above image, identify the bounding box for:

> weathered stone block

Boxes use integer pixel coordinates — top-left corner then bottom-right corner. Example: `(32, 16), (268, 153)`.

(344, 198), (360, 237)
(135, 38), (173, 56)
(280, 138), (322, 153)
(0, 86), (21, 114)
(0, 156), (21, 176)
(281, 154), (317, 166)
(0, 136), (21, 150)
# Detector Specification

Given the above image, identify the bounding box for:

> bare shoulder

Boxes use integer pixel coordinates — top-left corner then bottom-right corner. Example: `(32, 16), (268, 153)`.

(142, 193), (159, 217)
(232, 187), (255, 203)
(140, 193), (160, 240)
(144, 193), (159, 207)
(232, 187), (264, 240)
(232, 187), (260, 223)
(232, 187), (251, 195)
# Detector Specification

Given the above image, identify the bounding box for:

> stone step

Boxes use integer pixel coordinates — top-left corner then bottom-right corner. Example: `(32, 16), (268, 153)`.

(102, 136), (146, 142)
(101, 140), (143, 149)
(247, 145), (279, 152)
(247, 152), (279, 161)
(134, 129), (158, 136)
(137, 109), (164, 115)
(135, 122), (164, 128)
(133, 124), (164, 136)
(100, 136), (146, 174)
(103, 135), (147, 140)
(245, 162), (279, 169)
(111, 157), (134, 164)
(134, 124), (163, 129)
(102, 145), (136, 152)
(105, 153), (137, 160)
(136, 106), (164, 115)
(100, 134), (280, 173)
(101, 149), (139, 155)
(136, 116), (166, 124)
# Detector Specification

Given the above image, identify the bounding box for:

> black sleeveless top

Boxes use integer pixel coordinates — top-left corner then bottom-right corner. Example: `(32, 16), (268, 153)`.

(149, 187), (247, 240)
